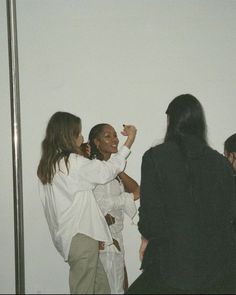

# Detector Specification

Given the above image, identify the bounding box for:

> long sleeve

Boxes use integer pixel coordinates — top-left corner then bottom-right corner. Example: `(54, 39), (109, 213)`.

(94, 184), (137, 219)
(138, 148), (164, 240)
(76, 145), (130, 185)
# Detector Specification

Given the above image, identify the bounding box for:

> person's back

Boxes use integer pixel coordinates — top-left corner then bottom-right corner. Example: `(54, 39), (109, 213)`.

(139, 138), (236, 290)
(127, 94), (236, 294)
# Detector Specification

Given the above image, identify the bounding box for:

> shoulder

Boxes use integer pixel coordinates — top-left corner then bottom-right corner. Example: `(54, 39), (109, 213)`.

(143, 142), (177, 160)
(205, 146), (229, 165)
(68, 153), (91, 169)
(199, 146), (234, 177)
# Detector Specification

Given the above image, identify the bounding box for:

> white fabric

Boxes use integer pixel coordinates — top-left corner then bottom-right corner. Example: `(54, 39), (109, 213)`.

(38, 145), (130, 261)
(94, 177), (137, 294)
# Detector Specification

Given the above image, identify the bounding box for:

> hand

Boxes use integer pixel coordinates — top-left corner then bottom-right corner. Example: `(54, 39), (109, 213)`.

(121, 125), (137, 149)
(99, 241), (105, 250)
(113, 238), (121, 252)
(139, 236), (148, 262)
(121, 124), (137, 138)
(105, 213), (115, 226)
(80, 142), (91, 158)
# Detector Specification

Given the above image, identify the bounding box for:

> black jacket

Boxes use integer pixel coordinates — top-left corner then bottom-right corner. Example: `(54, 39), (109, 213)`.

(138, 137), (236, 291)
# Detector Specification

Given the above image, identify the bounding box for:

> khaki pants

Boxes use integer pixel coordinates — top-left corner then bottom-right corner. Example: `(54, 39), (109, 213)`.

(68, 233), (111, 294)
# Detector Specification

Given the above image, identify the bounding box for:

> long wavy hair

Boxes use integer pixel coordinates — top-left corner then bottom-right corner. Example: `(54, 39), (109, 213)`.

(88, 123), (108, 160)
(37, 112), (82, 184)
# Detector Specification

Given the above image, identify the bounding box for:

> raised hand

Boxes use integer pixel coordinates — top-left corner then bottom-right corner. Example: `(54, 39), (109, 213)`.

(121, 125), (137, 149)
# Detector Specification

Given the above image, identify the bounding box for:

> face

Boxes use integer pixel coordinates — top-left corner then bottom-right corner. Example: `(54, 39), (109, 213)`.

(224, 151), (236, 172)
(95, 125), (119, 159)
(76, 133), (84, 147)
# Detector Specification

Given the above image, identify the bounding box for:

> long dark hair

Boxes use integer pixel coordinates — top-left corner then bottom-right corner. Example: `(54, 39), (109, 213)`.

(88, 123), (108, 160)
(37, 112), (82, 184)
(164, 94), (207, 145)
(164, 94), (208, 195)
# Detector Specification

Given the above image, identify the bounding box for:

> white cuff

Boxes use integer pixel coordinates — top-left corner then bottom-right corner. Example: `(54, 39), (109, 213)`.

(118, 145), (131, 159)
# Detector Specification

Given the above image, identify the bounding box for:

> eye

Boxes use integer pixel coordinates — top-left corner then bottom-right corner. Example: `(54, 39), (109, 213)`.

(104, 133), (111, 138)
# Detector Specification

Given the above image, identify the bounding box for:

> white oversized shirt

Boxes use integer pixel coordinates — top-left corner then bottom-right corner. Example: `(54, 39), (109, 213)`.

(38, 145), (130, 261)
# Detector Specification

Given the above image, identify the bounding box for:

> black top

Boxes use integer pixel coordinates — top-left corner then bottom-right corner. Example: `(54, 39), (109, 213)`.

(138, 137), (236, 291)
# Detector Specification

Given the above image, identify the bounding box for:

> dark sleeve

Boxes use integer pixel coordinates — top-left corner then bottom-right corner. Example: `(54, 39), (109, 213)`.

(230, 175), (236, 224)
(221, 157), (236, 231)
(226, 164), (236, 231)
(138, 148), (164, 240)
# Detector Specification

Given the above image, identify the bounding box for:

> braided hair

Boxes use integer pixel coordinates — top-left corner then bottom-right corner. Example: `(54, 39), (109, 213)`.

(88, 123), (109, 160)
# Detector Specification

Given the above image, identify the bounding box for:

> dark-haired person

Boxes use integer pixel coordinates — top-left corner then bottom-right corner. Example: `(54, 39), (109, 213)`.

(127, 94), (236, 294)
(37, 111), (137, 294)
(224, 133), (236, 188)
(86, 123), (140, 294)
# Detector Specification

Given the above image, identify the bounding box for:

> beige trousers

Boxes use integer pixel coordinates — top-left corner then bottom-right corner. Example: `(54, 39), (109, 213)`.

(68, 233), (111, 294)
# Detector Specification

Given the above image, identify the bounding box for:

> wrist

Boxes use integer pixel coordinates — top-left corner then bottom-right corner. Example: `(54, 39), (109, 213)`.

(124, 137), (135, 149)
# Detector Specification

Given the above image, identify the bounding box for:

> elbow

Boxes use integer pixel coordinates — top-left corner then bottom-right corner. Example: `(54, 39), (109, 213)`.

(133, 186), (140, 201)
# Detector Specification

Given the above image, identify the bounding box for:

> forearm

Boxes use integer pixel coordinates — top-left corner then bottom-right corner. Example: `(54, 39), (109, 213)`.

(139, 236), (149, 262)
(118, 172), (139, 193)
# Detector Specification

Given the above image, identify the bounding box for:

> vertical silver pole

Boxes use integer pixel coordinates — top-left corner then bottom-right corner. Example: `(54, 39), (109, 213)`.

(6, 0), (25, 294)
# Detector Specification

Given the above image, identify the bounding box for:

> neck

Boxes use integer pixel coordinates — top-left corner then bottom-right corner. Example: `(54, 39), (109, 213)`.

(102, 153), (111, 161)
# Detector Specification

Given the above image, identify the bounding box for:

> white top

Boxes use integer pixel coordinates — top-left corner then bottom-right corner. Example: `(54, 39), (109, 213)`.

(38, 145), (131, 261)
(94, 177), (137, 253)
(94, 176), (137, 294)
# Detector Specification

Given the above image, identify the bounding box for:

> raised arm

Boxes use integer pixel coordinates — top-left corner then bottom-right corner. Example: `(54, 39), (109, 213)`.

(122, 125), (137, 149)
(78, 125), (137, 185)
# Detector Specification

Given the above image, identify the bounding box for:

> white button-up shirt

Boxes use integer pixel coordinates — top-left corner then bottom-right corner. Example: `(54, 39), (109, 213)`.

(39, 145), (130, 261)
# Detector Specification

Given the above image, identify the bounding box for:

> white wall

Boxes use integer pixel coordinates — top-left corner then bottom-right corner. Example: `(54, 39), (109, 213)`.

(1, 0), (236, 293)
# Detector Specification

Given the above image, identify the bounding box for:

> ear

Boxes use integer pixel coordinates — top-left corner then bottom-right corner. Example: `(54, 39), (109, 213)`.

(232, 153), (236, 171)
(228, 152), (234, 164)
(224, 150), (229, 158)
(94, 138), (100, 149)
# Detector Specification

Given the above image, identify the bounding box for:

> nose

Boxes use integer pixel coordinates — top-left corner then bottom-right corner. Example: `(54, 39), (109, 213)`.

(113, 137), (119, 144)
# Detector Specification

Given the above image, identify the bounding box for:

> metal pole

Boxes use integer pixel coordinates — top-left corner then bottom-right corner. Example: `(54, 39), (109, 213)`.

(6, 0), (25, 294)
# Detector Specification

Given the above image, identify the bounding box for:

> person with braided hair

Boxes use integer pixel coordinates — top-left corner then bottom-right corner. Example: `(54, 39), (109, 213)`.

(37, 112), (137, 294)
(85, 123), (140, 294)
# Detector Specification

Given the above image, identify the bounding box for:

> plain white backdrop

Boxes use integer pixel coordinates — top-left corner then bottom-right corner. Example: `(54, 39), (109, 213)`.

(1, 0), (236, 293)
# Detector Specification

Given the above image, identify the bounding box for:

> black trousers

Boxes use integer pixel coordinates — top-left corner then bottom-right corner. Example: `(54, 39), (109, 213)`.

(126, 266), (235, 295)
